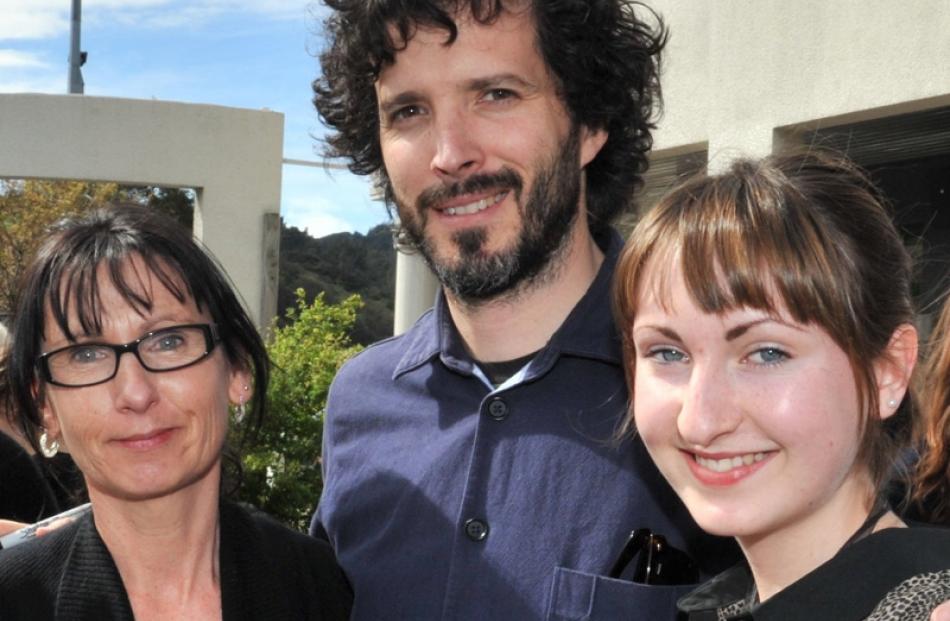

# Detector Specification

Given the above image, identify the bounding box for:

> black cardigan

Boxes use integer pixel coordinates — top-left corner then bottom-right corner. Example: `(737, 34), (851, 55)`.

(0, 431), (60, 523)
(677, 525), (950, 620)
(0, 500), (352, 620)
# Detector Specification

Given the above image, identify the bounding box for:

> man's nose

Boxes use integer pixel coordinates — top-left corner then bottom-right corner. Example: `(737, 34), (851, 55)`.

(429, 110), (483, 181)
(676, 365), (740, 447)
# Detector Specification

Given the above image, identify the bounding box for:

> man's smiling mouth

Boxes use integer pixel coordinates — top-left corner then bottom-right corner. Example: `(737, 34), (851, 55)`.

(442, 192), (508, 216)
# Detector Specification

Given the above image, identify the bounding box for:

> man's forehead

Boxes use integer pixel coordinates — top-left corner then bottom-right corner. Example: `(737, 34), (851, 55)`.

(382, 1), (534, 51)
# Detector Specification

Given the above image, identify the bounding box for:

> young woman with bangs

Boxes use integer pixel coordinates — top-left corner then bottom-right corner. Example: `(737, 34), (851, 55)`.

(613, 151), (950, 619)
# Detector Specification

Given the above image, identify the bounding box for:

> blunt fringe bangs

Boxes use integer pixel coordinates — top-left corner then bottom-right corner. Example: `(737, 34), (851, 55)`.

(614, 151), (915, 496)
(7, 205), (270, 455)
(314, 0), (666, 237)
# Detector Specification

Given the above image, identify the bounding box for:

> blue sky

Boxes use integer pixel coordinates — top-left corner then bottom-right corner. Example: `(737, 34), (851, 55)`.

(0, 0), (387, 238)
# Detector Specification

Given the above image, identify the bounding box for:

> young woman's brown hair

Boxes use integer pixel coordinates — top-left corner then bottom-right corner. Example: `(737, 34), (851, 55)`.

(613, 149), (916, 497)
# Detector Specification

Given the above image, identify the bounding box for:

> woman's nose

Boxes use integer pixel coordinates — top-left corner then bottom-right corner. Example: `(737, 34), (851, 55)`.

(111, 352), (159, 413)
(676, 365), (740, 447)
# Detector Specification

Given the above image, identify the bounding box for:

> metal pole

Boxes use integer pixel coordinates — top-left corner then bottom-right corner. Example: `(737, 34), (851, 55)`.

(68, 0), (85, 94)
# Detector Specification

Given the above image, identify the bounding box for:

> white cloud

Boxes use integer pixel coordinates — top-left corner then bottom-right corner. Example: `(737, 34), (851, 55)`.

(281, 164), (387, 238)
(0, 8), (67, 40)
(0, 49), (49, 68)
(0, 0), (311, 41)
(291, 210), (354, 238)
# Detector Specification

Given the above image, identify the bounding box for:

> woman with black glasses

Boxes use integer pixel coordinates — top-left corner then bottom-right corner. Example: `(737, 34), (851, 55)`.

(0, 205), (352, 620)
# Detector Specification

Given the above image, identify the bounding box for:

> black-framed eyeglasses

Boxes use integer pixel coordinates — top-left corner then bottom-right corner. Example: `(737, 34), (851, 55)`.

(608, 528), (700, 585)
(37, 323), (221, 388)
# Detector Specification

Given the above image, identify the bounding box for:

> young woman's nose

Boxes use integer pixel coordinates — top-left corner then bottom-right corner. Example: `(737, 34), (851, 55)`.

(676, 365), (740, 447)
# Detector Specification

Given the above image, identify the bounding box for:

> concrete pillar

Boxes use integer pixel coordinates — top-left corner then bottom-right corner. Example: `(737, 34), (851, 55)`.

(394, 251), (439, 335)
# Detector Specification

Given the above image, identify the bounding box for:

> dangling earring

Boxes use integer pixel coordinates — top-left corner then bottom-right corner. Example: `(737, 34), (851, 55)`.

(39, 431), (60, 458)
(235, 399), (246, 423)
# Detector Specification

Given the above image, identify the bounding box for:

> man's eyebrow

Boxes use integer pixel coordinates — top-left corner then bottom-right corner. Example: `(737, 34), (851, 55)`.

(378, 90), (423, 115)
(464, 73), (538, 92)
(724, 317), (804, 341)
(378, 73), (540, 114)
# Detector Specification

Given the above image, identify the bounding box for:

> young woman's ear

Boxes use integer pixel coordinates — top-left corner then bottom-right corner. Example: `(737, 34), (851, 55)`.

(874, 323), (918, 420)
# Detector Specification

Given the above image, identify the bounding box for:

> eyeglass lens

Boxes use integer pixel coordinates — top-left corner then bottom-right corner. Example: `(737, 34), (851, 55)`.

(44, 325), (213, 387)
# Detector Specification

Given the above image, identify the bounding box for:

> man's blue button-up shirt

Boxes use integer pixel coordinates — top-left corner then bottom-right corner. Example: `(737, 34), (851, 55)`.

(312, 231), (736, 619)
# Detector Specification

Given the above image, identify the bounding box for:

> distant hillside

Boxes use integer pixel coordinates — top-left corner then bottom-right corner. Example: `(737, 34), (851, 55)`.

(278, 222), (396, 345)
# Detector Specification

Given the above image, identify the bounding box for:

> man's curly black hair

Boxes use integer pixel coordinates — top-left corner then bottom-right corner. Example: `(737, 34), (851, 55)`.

(314, 0), (667, 236)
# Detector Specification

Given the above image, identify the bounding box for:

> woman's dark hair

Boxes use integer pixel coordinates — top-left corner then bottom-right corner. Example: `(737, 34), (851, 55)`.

(613, 150), (916, 498)
(314, 0), (667, 237)
(6, 204), (269, 456)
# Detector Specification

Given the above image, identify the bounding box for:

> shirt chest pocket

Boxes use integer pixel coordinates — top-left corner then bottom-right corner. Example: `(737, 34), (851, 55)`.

(546, 566), (697, 620)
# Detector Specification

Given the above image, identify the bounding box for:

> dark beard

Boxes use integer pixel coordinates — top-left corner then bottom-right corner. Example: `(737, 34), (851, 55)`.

(398, 127), (583, 304)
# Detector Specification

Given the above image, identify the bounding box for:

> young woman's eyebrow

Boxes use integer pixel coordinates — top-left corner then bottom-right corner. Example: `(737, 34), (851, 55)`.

(724, 317), (805, 341)
(634, 325), (682, 342)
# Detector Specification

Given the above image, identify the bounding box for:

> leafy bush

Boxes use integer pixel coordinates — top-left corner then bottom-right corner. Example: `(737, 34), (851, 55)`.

(234, 289), (362, 530)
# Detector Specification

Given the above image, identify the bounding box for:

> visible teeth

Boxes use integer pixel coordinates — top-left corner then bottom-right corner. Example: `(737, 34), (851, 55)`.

(695, 452), (766, 473)
(444, 193), (505, 216)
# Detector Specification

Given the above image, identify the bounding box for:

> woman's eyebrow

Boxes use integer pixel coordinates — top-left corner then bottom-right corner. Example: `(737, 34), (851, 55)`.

(634, 325), (682, 342)
(724, 317), (804, 341)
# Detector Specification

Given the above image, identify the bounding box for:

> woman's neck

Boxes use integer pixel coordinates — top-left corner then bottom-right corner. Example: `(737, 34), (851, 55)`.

(739, 476), (896, 603)
(89, 468), (223, 621)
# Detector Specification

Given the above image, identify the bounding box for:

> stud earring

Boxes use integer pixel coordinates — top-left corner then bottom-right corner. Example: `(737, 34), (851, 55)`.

(39, 431), (60, 458)
(887, 398), (899, 409)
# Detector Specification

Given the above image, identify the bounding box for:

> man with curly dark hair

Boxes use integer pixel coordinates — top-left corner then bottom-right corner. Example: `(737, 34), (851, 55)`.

(309, 1), (736, 618)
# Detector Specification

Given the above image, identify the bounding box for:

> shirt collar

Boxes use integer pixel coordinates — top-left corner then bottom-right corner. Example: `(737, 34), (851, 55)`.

(393, 228), (624, 380)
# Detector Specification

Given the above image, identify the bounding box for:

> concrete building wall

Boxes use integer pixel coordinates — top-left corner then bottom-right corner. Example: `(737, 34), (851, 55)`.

(649, 0), (950, 167)
(0, 93), (283, 328)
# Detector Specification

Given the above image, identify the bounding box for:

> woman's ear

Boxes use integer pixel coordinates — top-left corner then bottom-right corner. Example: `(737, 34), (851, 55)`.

(228, 364), (253, 406)
(39, 397), (67, 453)
(874, 323), (918, 420)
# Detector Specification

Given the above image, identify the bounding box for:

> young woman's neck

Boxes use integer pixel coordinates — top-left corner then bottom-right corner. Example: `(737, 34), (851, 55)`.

(740, 474), (897, 602)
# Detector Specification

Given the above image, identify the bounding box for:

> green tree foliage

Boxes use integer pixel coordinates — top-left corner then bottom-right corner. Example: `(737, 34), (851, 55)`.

(0, 179), (120, 316)
(278, 222), (396, 345)
(122, 186), (196, 230)
(234, 289), (362, 530)
(0, 179), (195, 319)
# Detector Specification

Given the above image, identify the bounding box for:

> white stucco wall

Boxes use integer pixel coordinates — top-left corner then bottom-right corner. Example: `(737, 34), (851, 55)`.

(649, 0), (950, 168)
(0, 93), (283, 328)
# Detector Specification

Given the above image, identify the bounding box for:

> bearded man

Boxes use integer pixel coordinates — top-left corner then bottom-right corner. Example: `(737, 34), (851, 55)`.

(309, 1), (736, 618)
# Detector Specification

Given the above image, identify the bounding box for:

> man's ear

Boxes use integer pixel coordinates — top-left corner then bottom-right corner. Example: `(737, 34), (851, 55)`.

(579, 126), (608, 168)
(874, 323), (918, 420)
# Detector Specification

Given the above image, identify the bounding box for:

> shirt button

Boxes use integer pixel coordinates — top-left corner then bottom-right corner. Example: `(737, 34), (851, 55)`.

(464, 518), (489, 542)
(487, 398), (509, 421)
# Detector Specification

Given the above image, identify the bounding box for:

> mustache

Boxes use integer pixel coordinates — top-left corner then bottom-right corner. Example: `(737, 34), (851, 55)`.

(417, 168), (523, 211)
